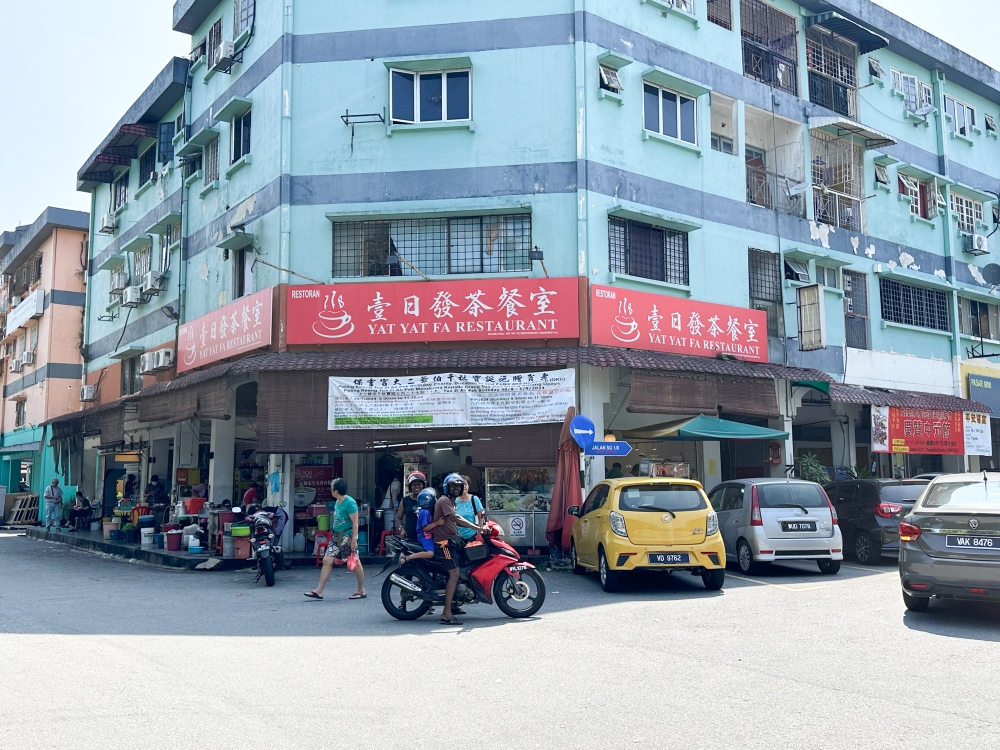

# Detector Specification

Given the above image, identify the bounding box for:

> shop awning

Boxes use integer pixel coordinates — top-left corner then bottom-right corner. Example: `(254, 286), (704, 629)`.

(624, 415), (789, 441)
(809, 116), (896, 150)
(138, 372), (231, 424)
(829, 383), (990, 413)
(629, 371), (781, 419)
(0, 441), (42, 454)
(805, 12), (889, 54)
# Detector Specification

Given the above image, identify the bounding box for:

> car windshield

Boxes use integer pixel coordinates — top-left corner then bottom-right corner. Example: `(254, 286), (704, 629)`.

(879, 484), (927, 503)
(618, 485), (706, 512)
(916, 481), (1000, 513)
(757, 483), (826, 508)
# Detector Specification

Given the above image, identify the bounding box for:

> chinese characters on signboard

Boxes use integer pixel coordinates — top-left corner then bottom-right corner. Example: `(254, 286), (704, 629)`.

(327, 369), (576, 430)
(287, 277), (579, 346)
(589, 284), (768, 362)
(177, 288), (273, 373)
(871, 406), (991, 455)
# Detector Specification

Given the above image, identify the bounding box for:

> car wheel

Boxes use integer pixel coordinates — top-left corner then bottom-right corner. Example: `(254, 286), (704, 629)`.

(902, 590), (930, 612)
(737, 539), (759, 575)
(854, 531), (881, 565)
(702, 568), (725, 590)
(570, 541), (585, 575)
(598, 548), (622, 592)
(817, 559), (841, 575)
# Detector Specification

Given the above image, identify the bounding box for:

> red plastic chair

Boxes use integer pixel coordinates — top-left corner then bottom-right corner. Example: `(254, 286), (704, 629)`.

(315, 531), (333, 567)
(378, 529), (400, 555)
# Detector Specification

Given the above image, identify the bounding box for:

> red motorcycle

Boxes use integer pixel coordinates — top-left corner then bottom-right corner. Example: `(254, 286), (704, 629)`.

(380, 521), (546, 620)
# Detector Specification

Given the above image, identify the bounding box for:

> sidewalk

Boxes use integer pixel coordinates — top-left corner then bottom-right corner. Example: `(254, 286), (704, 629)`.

(24, 526), (389, 571)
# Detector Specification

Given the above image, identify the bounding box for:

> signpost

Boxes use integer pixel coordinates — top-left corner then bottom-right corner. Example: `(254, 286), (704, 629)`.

(585, 441), (633, 457)
(569, 415), (596, 450)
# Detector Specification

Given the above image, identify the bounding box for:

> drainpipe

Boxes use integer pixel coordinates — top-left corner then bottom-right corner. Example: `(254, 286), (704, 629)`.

(82, 190), (97, 384)
(574, 0), (588, 282)
(278, 0), (294, 287)
(178, 65), (195, 325)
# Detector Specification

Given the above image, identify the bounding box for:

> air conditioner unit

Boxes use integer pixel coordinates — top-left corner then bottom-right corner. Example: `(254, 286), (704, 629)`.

(139, 352), (157, 375)
(965, 233), (989, 256)
(100, 213), (118, 234)
(80, 385), (97, 402)
(20, 351), (35, 366)
(154, 348), (175, 371)
(122, 286), (143, 308)
(211, 40), (235, 72)
(10, 358), (22, 373)
(844, 297), (855, 314)
(141, 271), (166, 294)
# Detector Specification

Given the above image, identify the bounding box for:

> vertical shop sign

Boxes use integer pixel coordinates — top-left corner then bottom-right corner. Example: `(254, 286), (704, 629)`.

(963, 412), (993, 456)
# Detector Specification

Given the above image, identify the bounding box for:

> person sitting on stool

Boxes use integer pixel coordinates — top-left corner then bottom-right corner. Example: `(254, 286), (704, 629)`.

(67, 491), (91, 532)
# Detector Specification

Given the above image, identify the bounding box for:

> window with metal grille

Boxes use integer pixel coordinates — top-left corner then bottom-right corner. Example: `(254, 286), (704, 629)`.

(138, 145), (157, 186)
(332, 214), (532, 278)
(207, 19), (223, 69)
(806, 26), (858, 119)
(183, 152), (202, 180)
(748, 248), (782, 337)
(390, 69), (471, 124)
(944, 95), (977, 137)
(951, 193), (983, 233)
(608, 217), (689, 285)
(707, 0), (732, 29)
(232, 109), (251, 162)
(959, 297), (1000, 340)
(843, 270), (869, 349)
(204, 137), (220, 183)
(112, 170), (129, 211)
(740, 0), (799, 96)
(15, 400), (26, 428)
(133, 246), (152, 285)
(643, 83), (697, 144)
(30, 252), (42, 286)
(121, 356), (144, 397)
(234, 0), (254, 36)
(879, 277), (950, 332)
(811, 130), (865, 232)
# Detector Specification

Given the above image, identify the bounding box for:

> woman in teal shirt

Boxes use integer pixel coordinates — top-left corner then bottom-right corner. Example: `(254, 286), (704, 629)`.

(305, 478), (366, 600)
(455, 475), (484, 540)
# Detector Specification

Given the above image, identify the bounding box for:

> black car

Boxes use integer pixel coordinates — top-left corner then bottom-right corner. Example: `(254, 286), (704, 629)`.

(826, 479), (929, 564)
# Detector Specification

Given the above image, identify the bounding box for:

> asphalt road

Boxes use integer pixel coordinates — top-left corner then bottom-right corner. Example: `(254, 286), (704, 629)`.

(2, 531), (999, 750)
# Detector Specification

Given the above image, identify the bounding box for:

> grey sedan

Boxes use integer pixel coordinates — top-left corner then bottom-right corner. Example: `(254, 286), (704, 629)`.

(899, 473), (1000, 612)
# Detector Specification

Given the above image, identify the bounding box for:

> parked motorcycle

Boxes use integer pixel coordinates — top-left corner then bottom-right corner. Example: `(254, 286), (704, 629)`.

(235, 506), (284, 587)
(380, 521), (546, 620)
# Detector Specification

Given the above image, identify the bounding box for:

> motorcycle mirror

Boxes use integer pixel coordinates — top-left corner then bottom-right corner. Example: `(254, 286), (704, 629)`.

(232, 507), (241, 513)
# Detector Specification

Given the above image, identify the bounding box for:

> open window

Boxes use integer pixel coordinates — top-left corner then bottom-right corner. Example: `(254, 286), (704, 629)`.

(599, 65), (623, 94)
(390, 69), (471, 125)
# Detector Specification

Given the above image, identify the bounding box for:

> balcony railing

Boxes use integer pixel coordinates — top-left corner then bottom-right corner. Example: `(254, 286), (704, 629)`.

(742, 42), (798, 96)
(746, 166), (806, 217)
(813, 186), (865, 233)
(808, 71), (857, 119)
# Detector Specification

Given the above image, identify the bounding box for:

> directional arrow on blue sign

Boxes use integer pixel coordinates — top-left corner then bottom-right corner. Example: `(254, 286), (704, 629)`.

(585, 441), (633, 457)
(570, 415), (596, 450)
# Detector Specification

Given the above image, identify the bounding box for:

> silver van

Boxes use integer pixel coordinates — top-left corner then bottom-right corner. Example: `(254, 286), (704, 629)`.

(707, 478), (844, 575)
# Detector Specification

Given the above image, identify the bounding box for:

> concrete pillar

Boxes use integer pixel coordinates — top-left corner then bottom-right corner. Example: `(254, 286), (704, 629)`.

(174, 420), (198, 470)
(208, 388), (237, 506)
(699, 441), (722, 492)
(579, 364), (610, 492)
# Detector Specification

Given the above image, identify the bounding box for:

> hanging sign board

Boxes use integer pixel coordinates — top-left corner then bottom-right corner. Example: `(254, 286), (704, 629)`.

(177, 288), (273, 373)
(870, 406), (989, 455)
(586, 441), (633, 457)
(963, 411), (993, 456)
(328, 369), (576, 430)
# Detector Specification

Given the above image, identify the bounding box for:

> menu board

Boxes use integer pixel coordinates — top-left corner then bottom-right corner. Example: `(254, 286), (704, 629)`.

(328, 369), (576, 430)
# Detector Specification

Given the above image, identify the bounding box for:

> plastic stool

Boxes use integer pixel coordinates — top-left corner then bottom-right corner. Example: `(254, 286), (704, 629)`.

(315, 531), (332, 566)
(378, 529), (399, 555)
(215, 531), (225, 555)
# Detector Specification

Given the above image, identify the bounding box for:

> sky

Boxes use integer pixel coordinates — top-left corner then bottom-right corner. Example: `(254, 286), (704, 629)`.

(0, 0), (998, 233)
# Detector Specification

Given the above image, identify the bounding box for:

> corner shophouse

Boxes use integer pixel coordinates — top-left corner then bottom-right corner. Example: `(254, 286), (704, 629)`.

(0, 208), (89, 521)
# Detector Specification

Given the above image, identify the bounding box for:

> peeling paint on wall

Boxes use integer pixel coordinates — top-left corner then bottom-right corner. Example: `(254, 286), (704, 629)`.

(934, 269), (947, 280)
(809, 221), (832, 249)
(969, 264), (988, 285)
(851, 236), (859, 254)
(864, 244), (876, 258)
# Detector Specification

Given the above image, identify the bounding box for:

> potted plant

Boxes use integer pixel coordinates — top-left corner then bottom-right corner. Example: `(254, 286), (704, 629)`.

(794, 453), (831, 486)
(121, 522), (140, 544)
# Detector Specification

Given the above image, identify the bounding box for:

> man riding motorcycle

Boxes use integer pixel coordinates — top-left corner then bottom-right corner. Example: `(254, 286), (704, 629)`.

(432, 474), (485, 625)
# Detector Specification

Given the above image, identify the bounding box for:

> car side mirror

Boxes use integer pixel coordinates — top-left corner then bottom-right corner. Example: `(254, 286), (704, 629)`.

(567, 505), (580, 517)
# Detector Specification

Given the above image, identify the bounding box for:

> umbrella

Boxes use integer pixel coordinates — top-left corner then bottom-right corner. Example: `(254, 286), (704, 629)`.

(547, 407), (582, 550)
(623, 414), (789, 441)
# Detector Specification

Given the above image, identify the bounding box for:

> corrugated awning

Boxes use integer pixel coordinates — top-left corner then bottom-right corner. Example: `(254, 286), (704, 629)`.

(624, 415), (788, 441)
(809, 116), (896, 150)
(829, 383), (990, 413)
(806, 12), (889, 54)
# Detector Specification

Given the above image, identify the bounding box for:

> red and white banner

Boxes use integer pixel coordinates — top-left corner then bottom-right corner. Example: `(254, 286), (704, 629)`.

(590, 284), (768, 362)
(871, 406), (990, 455)
(177, 288), (273, 373)
(287, 277), (579, 345)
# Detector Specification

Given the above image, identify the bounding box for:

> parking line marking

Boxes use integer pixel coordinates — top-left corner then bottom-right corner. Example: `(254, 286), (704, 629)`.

(839, 564), (896, 573)
(727, 573), (829, 592)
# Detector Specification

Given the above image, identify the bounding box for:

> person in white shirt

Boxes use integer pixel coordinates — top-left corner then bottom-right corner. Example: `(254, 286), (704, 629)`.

(43, 478), (64, 530)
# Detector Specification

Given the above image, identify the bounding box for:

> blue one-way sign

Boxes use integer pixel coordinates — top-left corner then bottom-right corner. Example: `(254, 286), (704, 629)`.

(569, 415), (596, 450)
(585, 441), (632, 457)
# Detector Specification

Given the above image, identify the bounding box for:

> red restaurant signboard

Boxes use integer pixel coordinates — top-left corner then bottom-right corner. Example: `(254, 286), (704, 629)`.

(871, 406), (965, 455)
(287, 277), (580, 345)
(590, 284), (768, 362)
(177, 288), (273, 373)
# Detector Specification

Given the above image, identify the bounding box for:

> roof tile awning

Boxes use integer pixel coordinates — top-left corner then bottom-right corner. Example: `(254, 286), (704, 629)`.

(806, 12), (889, 55)
(829, 383), (990, 413)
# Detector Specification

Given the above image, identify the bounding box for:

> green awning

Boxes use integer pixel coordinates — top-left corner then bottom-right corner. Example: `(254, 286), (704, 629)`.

(794, 379), (831, 395)
(623, 415), (789, 441)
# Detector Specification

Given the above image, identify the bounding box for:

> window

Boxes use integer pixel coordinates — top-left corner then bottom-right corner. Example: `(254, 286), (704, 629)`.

(133, 246), (152, 285)
(609, 217), (689, 285)
(817, 265), (839, 288)
(748, 248), (783, 337)
(806, 26), (858, 119)
(944, 95), (976, 137)
(959, 297), (1000, 340)
(874, 163), (889, 185)
(811, 130), (865, 232)
(868, 57), (884, 79)
(112, 170), (129, 211)
(176, 112), (186, 134)
(204, 137), (220, 184)
(879, 277), (950, 332)
(582, 484), (610, 516)
(598, 65), (622, 94)
(951, 193), (984, 234)
(190, 38), (207, 62)
(235, 246), (254, 298)
(643, 83), (696, 144)
(121, 356), (144, 397)
(138, 145), (157, 186)
(784, 258), (810, 282)
(15, 400), (26, 428)
(207, 19), (223, 69)
(986, 114), (998, 133)
(32, 252), (42, 286)
(160, 221), (180, 272)
(232, 109), (251, 163)
(28, 325), (38, 354)
(891, 69), (933, 114)
(740, 0), (799, 96)
(389, 69), (471, 124)
(707, 0), (732, 30)
(618, 484), (706, 512)
(712, 134), (734, 154)
(332, 214), (531, 278)
(898, 174), (926, 218)
(158, 122), (175, 164)
(710, 93), (737, 155)
(183, 152), (203, 180)
(234, 0), (255, 36)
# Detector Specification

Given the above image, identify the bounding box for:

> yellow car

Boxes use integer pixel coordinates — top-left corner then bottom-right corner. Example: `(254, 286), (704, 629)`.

(568, 477), (726, 592)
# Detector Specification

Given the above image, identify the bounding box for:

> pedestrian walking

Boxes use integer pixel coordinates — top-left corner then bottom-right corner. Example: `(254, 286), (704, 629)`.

(304, 478), (366, 600)
(43, 478), (64, 530)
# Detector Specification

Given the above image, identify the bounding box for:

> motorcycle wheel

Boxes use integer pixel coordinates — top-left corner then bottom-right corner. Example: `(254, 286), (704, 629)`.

(381, 569), (432, 621)
(493, 569), (546, 618)
(260, 556), (275, 587)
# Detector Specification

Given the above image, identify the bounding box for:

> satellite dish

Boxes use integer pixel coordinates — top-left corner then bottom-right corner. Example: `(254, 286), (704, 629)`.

(913, 104), (937, 118)
(982, 263), (1000, 286)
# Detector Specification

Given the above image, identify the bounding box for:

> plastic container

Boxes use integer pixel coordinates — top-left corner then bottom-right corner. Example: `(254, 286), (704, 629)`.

(293, 532), (306, 552)
(234, 537), (251, 559)
(153, 533), (164, 549)
(161, 523), (181, 532)
(184, 498), (206, 515)
(357, 531), (368, 549)
(382, 509), (396, 531)
(222, 536), (235, 558)
(230, 524), (250, 537)
(188, 545), (203, 555)
(140, 528), (154, 547)
(103, 522), (120, 541)
(317, 514), (331, 531)
(166, 531), (182, 551)
(109, 530), (124, 542)
(217, 511), (237, 526)
(90, 521), (100, 532)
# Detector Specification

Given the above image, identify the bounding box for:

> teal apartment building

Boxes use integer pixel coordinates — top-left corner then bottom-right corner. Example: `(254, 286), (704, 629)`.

(59, 0), (1000, 533)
